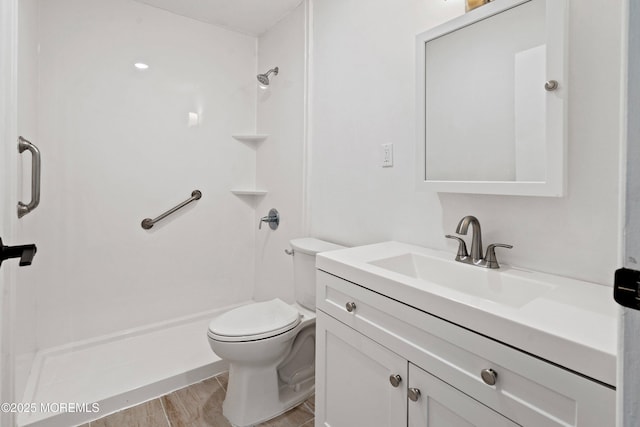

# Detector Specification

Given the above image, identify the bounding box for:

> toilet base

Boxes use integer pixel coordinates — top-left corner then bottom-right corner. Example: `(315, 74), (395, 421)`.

(209, 304), (317, 427)
(223, 363), (315, 427)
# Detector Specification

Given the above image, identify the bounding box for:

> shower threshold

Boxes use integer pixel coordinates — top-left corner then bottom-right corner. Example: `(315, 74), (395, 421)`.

(16, 302), (249, 427)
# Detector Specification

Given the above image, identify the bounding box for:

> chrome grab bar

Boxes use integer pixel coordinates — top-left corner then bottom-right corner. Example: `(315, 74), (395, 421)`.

(17, 136), (41, 218)
(141, 190), (202, 230)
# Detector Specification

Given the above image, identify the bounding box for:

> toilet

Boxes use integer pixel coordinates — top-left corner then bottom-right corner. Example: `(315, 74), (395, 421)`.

(207, 238), (344, 427)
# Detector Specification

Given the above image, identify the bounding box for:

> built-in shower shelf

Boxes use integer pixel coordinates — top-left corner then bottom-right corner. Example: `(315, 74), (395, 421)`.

(231, 135), (268, 197)
(232, 134), (268, 143)
(231, 189), (268, 196)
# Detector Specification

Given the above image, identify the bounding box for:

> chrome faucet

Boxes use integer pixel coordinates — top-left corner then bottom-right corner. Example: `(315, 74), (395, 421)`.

(445, 215), (513, 269)
(456, 215), (483, 261)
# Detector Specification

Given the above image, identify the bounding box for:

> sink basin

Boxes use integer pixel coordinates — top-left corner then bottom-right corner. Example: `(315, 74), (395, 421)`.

(368, 253), (555, 308)
(317, 241), (617, 387)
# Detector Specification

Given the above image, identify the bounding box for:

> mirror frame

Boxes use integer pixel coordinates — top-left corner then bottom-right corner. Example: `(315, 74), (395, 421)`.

(415, 0), (568, 197)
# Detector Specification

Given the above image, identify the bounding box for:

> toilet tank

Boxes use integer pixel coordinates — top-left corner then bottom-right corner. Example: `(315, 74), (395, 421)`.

(290, 238), (345, 311)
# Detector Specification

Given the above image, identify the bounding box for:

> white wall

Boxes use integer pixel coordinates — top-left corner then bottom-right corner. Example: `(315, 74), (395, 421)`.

(14, 0), (38, 401)
(28, 0), (259, 349)
(254, 2), (307, 303)
(309, 0), (624, 286)
(1, 0), (20, 423)
(619, 0), (639, 424)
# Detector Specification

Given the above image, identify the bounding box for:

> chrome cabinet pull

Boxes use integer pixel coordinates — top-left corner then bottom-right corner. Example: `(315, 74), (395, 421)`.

(408, 388), (421, 402)
(481, 368), (498, 386)
(17, 136), (41, 218)
(345, 302), (357, 312)
(544, 80), (559, 91)
(389, 374), (402, 388)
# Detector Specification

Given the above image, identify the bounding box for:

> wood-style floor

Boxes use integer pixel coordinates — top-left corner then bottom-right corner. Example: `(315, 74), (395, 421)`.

(80, 372), (315, 427)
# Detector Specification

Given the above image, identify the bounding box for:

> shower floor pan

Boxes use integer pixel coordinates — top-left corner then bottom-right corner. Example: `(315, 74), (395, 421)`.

(17, 302), (249, 427)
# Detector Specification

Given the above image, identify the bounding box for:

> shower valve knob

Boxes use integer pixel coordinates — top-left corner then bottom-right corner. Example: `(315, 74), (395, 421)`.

(258, 208), (280, 230)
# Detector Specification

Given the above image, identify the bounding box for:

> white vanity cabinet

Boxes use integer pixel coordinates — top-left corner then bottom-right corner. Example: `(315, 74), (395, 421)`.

(316, 311), (406, 427)
(407, 363), (518, 427)
(316, 312), (518, 427)
(315, 270), (615, 427)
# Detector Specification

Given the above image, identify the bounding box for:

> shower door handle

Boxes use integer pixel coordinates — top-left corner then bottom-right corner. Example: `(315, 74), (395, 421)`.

(17, 136), (41, 218)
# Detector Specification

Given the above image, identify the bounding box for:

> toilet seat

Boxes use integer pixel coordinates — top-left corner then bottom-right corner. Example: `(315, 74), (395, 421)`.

(208, 299), (301, 342)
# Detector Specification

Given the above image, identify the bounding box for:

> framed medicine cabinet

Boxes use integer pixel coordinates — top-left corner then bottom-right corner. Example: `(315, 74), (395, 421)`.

(416, 0), (568, 196)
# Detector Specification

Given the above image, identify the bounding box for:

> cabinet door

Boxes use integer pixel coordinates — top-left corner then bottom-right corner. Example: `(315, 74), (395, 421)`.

(316, 311), (407, 427)
(408, 363), (519, 427)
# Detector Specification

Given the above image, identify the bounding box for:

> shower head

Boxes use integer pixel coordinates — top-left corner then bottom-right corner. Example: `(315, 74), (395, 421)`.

(257, 67), (279, 87)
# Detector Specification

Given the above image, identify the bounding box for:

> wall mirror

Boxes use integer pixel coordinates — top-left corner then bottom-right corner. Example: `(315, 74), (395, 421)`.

(416, 0), (567, 196)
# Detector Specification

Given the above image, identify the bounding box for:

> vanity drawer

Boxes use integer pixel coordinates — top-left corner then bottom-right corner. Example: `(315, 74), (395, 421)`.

(316, 270), (615, 427)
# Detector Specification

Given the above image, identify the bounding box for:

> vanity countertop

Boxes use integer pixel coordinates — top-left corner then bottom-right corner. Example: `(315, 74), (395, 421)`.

(317, 241), (617, 387)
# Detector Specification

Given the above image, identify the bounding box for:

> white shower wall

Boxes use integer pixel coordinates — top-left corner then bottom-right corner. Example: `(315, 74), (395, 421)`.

(19, 0), (259, 354)
(254, 2), (308, 303)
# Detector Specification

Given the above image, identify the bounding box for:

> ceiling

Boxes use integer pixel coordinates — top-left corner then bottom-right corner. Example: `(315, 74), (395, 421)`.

(133, 0), (304, 36)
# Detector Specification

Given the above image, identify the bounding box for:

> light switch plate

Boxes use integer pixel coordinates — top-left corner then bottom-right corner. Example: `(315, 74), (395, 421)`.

(382, 143), (393, 167)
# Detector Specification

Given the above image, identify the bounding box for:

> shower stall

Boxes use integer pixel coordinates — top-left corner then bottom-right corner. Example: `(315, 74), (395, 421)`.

(0, 0), (308, 425)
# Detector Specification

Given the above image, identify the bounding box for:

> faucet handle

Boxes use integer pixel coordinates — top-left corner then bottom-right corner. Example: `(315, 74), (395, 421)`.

(258, 208), (280, 230)
(445, 235), (469, 261)
(485, 243), (513, 269)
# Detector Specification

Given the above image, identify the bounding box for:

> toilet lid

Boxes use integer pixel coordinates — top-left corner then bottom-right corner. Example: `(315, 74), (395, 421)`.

(208, 299), (301, 342)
